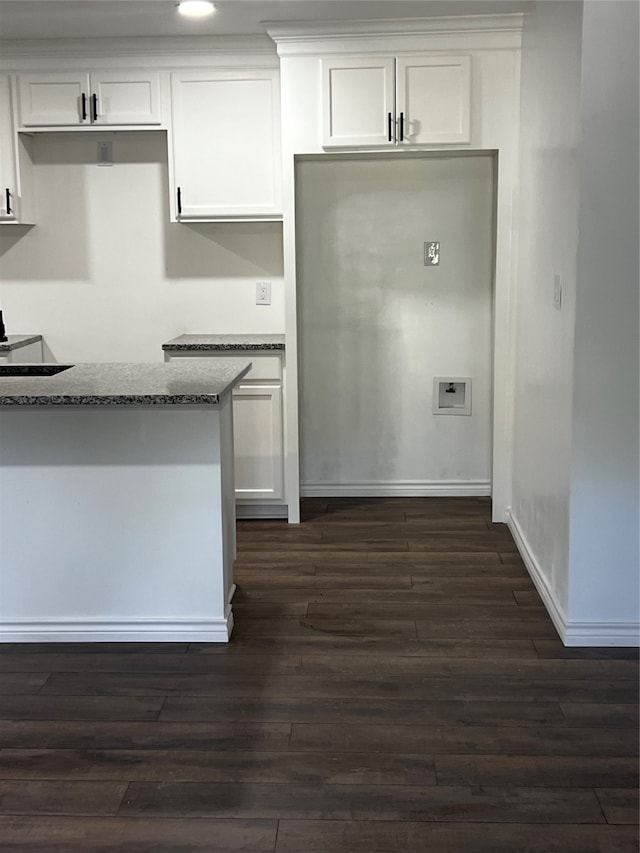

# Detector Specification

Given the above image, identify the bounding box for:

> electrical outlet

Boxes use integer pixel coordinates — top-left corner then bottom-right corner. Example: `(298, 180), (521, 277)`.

(256, 281), (271, 305)
(97, 140), (113, 167)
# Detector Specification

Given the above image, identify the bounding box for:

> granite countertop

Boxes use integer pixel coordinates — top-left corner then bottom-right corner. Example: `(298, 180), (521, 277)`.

(162, 334), (285, 351)
(0, 334), (43, 352)
(0, 360), (251, 407)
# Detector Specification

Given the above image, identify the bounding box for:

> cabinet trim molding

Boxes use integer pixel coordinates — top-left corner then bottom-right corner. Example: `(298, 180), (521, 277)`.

(268, 14), (523, 57)
(0, 36), (278, 67)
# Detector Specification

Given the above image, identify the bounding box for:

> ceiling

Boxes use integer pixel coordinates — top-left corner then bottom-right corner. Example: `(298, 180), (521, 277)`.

(0, 0), (527, 41)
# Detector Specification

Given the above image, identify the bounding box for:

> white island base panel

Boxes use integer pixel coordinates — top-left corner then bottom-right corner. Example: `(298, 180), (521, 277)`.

(0, 403), (237, 643)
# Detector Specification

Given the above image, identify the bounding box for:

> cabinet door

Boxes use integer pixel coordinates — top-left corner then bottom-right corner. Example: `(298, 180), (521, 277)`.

(90, 71), (161, 125)
(396, 56), (471, 145)
(0, 76), (35, 223)
(170, 70), (281, 219)
(232, 384), (284, 501)
(0, 75), (17, 219)
(322, 57), (395, 147)
(18, 73), (89, 126)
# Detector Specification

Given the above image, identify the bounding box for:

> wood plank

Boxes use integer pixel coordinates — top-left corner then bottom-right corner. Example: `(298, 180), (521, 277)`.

(234, 562), (318, 575)
(534, 640), (640, 661)
(317, 521), (492, 538)
(240, 539), (413, 552)
(237, 528), (323, 543)
(299, 654), (640, 679)
(410, 576), (535, 591)
(310, 562), (528, 577)
(499, 552), (527, 564)
(243, 592), (524, 607)
(0, 815), (277, 851)
(234, 617), (419, 639)
(561, 703), (640, 728)
(237, 551), (503, 565)
(0, 672), (51, 692)
(234, 573), (413, 589)
(306, 599), (535, 616)
(0, 748), (436, 785)
(415, 619), (559, 639)
(158, 696), (564, 726)
(0, 652), (302, 675)
(0, 780), (127, 816)
(192, 636), (541, 658)
(310, 518), (490, 530)
(0, 720), (292, 750)
(408, 536), (517, 552)
(0, 695), (165, 721)
(596, 789), (640, 824)
(232, 602), (310, 618)
(120, 781), (605, 823)
(513, 589), (544, 606)
(290, 723), (639, 757)
(274, 820), (639, 853)
(435, 755), (640, 788)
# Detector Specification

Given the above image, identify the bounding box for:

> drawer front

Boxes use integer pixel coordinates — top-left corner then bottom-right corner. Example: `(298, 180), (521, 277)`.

(240, 355), (282, 380)
(166, 351), (282, 380)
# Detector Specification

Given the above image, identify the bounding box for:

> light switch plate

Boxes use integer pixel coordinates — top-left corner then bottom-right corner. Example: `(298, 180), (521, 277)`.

(553, 274), (562, 310)
(424, 241), (440, 266)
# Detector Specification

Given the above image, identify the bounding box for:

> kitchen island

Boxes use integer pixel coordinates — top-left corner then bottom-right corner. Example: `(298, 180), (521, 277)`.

(0, 359), (250, 643)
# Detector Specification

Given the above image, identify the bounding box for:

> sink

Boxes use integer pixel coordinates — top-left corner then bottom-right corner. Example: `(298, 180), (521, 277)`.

(0, 364), (73, 377)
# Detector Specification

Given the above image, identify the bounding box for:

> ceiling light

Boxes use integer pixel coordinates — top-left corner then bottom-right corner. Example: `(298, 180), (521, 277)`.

(177, 1), (215, 19)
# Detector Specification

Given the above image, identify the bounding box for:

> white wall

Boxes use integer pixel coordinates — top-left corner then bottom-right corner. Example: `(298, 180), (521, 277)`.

(568, 0), (639, 630)
(0, 131), (284, 363)
(510, 0), (583, 616)
(296, 153), (495, 494)
(511, 0), (639, 644)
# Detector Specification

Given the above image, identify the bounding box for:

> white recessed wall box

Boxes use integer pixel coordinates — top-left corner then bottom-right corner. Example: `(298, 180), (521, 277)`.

(433, 377), (472, 416)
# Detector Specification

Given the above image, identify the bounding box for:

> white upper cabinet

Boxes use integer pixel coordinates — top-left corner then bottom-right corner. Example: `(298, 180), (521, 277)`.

(170, 69), (282, 220)
(0, 76), (18, 219)
(322, 56), (395, 147)
(0, 75), (34, 223)
(17, 71), (162, 127)
(322, 55), (471, 148)
(396, 56), (471, 145)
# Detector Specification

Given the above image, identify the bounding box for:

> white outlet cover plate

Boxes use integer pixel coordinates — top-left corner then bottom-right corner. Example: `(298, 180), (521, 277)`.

(256, 281), (271, 305)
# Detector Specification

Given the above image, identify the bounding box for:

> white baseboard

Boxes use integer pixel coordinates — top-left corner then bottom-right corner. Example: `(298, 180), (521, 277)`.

(236, 504), (288, 519)
(506, 509), (567, 640)
(507, 509), (640, 647)
(0, 615), (233, 644)
(300, 480), (491, 498)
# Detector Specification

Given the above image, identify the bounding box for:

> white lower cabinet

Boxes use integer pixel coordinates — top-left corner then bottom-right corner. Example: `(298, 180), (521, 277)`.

(164, 350), (286, 514)
(233, 383), (284, 501)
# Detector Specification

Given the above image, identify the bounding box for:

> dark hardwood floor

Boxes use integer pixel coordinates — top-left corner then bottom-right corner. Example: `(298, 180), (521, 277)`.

(0, 497), (638, 851)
